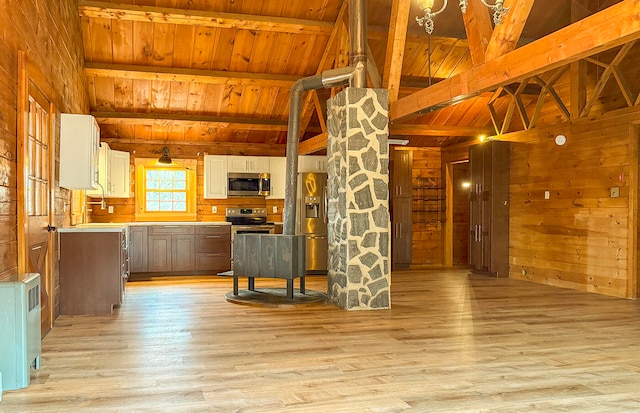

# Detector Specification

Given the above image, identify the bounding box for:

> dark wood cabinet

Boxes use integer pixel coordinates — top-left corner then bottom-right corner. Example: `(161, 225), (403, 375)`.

(131, 224), (231, 275)
(195, 225), (232, 272)
(148, 234), (173, 272)
(59, 229), (128, 315)
(390, 148), (413, 269)
(129, 226), (148, 273)
(469, 141), (510, 277)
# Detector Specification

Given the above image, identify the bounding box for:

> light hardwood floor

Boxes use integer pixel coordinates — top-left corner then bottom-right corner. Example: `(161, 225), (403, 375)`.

(2, 270), (640, 412)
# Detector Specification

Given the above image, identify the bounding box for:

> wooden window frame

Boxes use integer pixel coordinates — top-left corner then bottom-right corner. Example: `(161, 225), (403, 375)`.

(134, 158), (197, 222)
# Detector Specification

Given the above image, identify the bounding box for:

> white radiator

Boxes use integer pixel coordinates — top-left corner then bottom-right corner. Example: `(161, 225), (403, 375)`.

(0, 273), (41, 391)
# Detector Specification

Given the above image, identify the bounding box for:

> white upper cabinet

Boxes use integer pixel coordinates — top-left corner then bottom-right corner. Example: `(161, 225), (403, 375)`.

(227, 156), (270, 173)
(86, 142), (110, 197)
(109, 149), (131, 198)
(267, 157), (286, 199)
(86, 143), (130, 198)
(298, 156), (327, 173)
(59, 114), (100, 190)
(204, 155), (228, 199)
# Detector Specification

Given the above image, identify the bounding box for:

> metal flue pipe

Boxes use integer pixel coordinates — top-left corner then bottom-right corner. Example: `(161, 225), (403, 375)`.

(349, 0), (368, 88)
(282, 65), (360, 235)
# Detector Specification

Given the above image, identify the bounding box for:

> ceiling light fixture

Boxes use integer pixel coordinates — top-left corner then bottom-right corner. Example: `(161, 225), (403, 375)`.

(416, 0), (509, 35)
(157, 146), (173, 165)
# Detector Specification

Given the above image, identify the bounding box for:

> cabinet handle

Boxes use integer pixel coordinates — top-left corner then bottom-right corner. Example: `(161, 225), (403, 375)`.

(163, 225), (180, 228)
(206, 236), (221, 239)
(205, 253), (224, 257)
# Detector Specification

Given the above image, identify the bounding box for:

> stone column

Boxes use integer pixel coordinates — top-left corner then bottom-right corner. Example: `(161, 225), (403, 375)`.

(326, 87), (390, 310)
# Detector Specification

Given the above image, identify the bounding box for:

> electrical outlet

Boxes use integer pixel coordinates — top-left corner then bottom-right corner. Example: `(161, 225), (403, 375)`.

(272, 206), (278, 213)
(212, 206), (217, 213)
(108, 205), (114, 214)
(544, 190), (550, 200)
(610, 187), (620, 198)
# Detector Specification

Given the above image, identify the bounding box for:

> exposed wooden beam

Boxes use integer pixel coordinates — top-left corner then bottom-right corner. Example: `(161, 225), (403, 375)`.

(84, 63), (300, 88)
(382, 0), (411, 102)
(93, 112), (288, 131)
(299, 1), (348, 137)
(365, 42), (382, 88)
(102, 138), (285, 157)
(462, 0), (493, 65)
(484, 0), (535, 61)
(299, 133), (328, 155)
(390, 0), (640, 121)
(78, 0), (333, 35)
(390, 124), (489, 137)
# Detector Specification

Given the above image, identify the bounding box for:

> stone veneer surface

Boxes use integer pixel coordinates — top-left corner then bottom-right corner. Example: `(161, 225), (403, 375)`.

(326, 88), (390, 310)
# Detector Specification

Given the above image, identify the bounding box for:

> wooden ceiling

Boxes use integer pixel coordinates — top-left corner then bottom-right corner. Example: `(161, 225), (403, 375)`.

(79, 0), (628, 155)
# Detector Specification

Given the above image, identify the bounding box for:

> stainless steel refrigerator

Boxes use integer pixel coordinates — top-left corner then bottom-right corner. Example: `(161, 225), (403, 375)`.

(297, 172), (328, 273)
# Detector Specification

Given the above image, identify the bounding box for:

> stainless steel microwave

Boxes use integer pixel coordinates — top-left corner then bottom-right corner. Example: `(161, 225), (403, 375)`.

(227, 172), (270, 197)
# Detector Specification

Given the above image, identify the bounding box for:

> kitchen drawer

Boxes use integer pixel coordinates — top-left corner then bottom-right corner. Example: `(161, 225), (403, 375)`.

(196, 252), (231, 272)
(196, 234), (231, 253)
(148, 225), (195, 235)
(196, 225), (230, 236)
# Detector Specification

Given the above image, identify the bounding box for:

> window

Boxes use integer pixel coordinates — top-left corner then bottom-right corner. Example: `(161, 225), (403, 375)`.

(135, 158), (197, 221)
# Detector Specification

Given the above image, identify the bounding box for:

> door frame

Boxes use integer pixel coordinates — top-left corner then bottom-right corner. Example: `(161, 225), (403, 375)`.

(444, 160), (470, 267)
(17, 50), (57, 333)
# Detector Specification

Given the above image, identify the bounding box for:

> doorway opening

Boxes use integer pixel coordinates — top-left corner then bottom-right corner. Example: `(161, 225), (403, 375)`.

(445, 161), (470, 267)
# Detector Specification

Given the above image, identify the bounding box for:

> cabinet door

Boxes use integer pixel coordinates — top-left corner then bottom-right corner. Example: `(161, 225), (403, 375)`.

(298, 156), (327, 173)
(392, 197), (412, 268)
(468, 144), (486, 272)
(391, 149), (412, 198)
(172, 235), (195, 271)
(227, 156), (270, 173)
(129, 226), (148, 273)
(109, 149), (130, 198)
(148, 235), (172, 272)
(86, 143), (110, 197)
(204, 155), (228, 199)
(60, 114), (100, 190)
(267, 157), (286, 199)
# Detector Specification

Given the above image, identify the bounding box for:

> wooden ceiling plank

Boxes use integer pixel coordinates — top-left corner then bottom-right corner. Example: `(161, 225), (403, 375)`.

(462, 0), (493, 65)
(78, 0), (334, 35)
(382, 0), (411, 103)
(84, 62), (300, 88)
(484, 0), (535, 61)
(94, 111), (288, 131)
(390, 0), (640, 121)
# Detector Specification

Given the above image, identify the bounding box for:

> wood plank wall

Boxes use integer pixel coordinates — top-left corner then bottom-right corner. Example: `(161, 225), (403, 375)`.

(506, 109), (640, 299)
(0, 0), (88, 282)
(409, 147), (444, 266)
(89, 156), (285, 224)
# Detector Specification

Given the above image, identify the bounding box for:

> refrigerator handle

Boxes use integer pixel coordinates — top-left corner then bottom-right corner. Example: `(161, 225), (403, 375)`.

(323, 184), (328, 224)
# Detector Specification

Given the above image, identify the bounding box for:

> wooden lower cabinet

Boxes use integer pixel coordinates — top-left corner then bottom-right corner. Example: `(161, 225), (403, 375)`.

(129, 226), (148, 272)
(59, 229), (128, 315)
(131, 224), (231, 275)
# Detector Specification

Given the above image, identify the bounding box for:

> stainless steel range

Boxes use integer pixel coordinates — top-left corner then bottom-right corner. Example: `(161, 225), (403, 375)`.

(226, 208), (275, 268)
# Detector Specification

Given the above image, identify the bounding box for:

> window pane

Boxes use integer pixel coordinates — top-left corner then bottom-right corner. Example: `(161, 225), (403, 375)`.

(159, 180), (172, 190)
(173, 181), (186, 190)
(159, 170), (172, 180)
(174, 171), (186, 180)
(174, 202), (186, 211)
(146, 170), (159, 180)
(160, 192), (173, 201)
(146, 192), (159, 201)
(159, 202), (173, 211)
(174, 192), (186, 201)
(146, 201), (159, 211)
(147, 179), (159, 190)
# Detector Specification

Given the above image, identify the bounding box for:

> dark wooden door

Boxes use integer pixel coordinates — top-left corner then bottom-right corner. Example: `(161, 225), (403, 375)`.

(469, 144), (486, 272)
(129, 226), (148, 273)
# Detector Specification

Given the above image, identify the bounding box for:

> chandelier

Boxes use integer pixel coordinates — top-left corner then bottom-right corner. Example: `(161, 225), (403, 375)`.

(416, 0), (509, 34)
